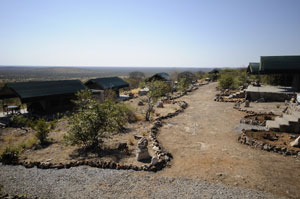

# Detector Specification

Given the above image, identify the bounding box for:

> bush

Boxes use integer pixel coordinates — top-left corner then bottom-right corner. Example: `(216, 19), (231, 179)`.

(0, 146), (19, 164)
(32, 119), (51, 146)
(143, 80), (171, 121)
(65, 91), (131, 148)
(9, 115), (32, 128)
(20, 137), (38, 149)
(219, 73), (236, 89)
(177, 77), (191, 92)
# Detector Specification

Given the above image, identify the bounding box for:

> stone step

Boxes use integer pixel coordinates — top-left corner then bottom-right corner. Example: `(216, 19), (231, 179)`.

(275, 117), (289, 126)
(266, 120), (280, 131)
(283, 114), (299, 123)
(292, 111), (300, 119)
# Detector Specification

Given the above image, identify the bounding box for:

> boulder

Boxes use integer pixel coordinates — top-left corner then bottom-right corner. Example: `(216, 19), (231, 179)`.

(245, 100), (250, 107)
(290, 136), (300, 147)
(136, 137), (151, 161)
(151, 157), (158, 165)
(157, 101), (164, 108)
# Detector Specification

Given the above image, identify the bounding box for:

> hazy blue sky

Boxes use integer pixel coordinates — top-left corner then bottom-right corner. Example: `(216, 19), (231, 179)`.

(0, 0), (299, 67)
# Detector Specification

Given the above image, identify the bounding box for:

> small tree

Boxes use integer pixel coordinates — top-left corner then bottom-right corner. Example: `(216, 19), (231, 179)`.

(143, 80), (170, 121)
(218, 73), (236, 89)
(72, 89), (94, 112)
(127, 71), (145, 89)
(65, 90), (130, 148)
(177, 77), (191, 92)
(32, 119), (51, 146)
(129, 71), (145, 80)
(177, 71), (196, 83)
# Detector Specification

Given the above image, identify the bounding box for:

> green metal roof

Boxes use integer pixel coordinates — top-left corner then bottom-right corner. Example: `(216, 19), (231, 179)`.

(85, 77), (129, 90)
(260, 55), (300, 74)
(247, 62), (260, 74)
(147, 72), (171, 82)
(1, 80), (86, 101)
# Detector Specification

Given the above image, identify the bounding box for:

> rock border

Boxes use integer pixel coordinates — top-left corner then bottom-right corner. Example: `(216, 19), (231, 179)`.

(238, 131), (300, 157)
(239, 113), (277, 126)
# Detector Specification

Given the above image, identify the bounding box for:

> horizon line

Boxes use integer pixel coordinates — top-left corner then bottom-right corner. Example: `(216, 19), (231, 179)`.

(0, 65), (243, 68)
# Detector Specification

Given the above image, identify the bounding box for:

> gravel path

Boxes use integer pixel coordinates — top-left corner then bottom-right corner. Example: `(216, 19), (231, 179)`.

(0, 164), (282, 199)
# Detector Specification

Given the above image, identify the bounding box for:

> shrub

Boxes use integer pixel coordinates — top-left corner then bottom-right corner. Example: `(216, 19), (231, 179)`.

(10, 115), (30, 128)
(65, 91), (131, 148)
(218, 73), (236, 89)
(32, 119), (51, 146)
(143, 80), (171, 121)
(20, 137), (38, 149)
(177, 77), (191, 92)
(0, 146), (19, 164)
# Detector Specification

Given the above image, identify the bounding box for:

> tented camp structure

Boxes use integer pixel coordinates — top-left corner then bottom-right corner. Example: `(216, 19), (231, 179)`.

(146, 72), (171, 82)
(0, 80), (87, 113)
(85, 77), (129, 97)
(247, 62), (260, 75)
(246, 55), (300, 101)
(247, 55), (300, 90)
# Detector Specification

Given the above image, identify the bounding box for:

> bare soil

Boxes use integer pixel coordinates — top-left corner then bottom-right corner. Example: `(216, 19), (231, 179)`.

(244, 130), (300, 152)
(155, 82), (300, 199)
(244, 113), (277, 122)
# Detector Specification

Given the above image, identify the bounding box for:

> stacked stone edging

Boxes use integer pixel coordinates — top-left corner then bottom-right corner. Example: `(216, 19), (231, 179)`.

(240, 112), (276, 126)
(238, 131), (300, 157)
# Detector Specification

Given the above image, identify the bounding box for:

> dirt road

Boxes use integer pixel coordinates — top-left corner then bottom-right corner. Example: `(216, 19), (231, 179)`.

(157, 82), (300, 198)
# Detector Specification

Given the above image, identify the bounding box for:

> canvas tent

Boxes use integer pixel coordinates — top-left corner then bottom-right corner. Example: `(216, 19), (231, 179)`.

(0, 80), (87, 113)
(259, 56), (300, 74)
(147, 72), (171, 82)
(85, 77), (129, 97)
(247, 62), (260, 74)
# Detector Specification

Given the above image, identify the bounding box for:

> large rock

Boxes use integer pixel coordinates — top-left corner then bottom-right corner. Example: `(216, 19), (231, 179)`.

(136, 137), (151, 161)
(157, 101), (164, 108)
(290, 136), (300, 147)
(245, 100), (250, 107)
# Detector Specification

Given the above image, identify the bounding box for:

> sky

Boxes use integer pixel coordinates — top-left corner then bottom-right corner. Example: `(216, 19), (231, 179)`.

(0, 0), (300, 68)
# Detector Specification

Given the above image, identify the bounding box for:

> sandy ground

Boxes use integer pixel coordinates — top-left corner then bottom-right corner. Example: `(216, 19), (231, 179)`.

(155, 82), (300, 199)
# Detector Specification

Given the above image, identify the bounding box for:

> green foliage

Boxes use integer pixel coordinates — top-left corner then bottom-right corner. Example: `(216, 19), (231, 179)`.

(20, 137), (38, 150)
(0, 146), (19, 164)
(32, 119), (51, 146)
(65, 90), (132, 148)
(237, 71), (249, 87)
(146, 80), (171, 100)
(177, 77), (191, 91)
(217, 68), (250, 89)
(10, 115), (30, 127)
(144, 80), (171, 121)
(125, 71), (145, 89)
(259, 74), (293, 86)
(219, 73), (236, 89)
(203, 69), (220, 81)
(177, 71), (196, 82)
(195, 71), (205, 79)
(124, 78), (140, 89)
(72, 89), (94, 112)
(129, 71), (145, 79)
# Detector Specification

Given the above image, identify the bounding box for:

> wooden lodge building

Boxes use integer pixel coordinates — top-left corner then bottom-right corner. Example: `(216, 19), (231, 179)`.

(0, 80), (86, 114)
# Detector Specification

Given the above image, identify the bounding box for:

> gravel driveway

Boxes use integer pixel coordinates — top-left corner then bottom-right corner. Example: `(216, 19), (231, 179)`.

(0, 164), (282, 199)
